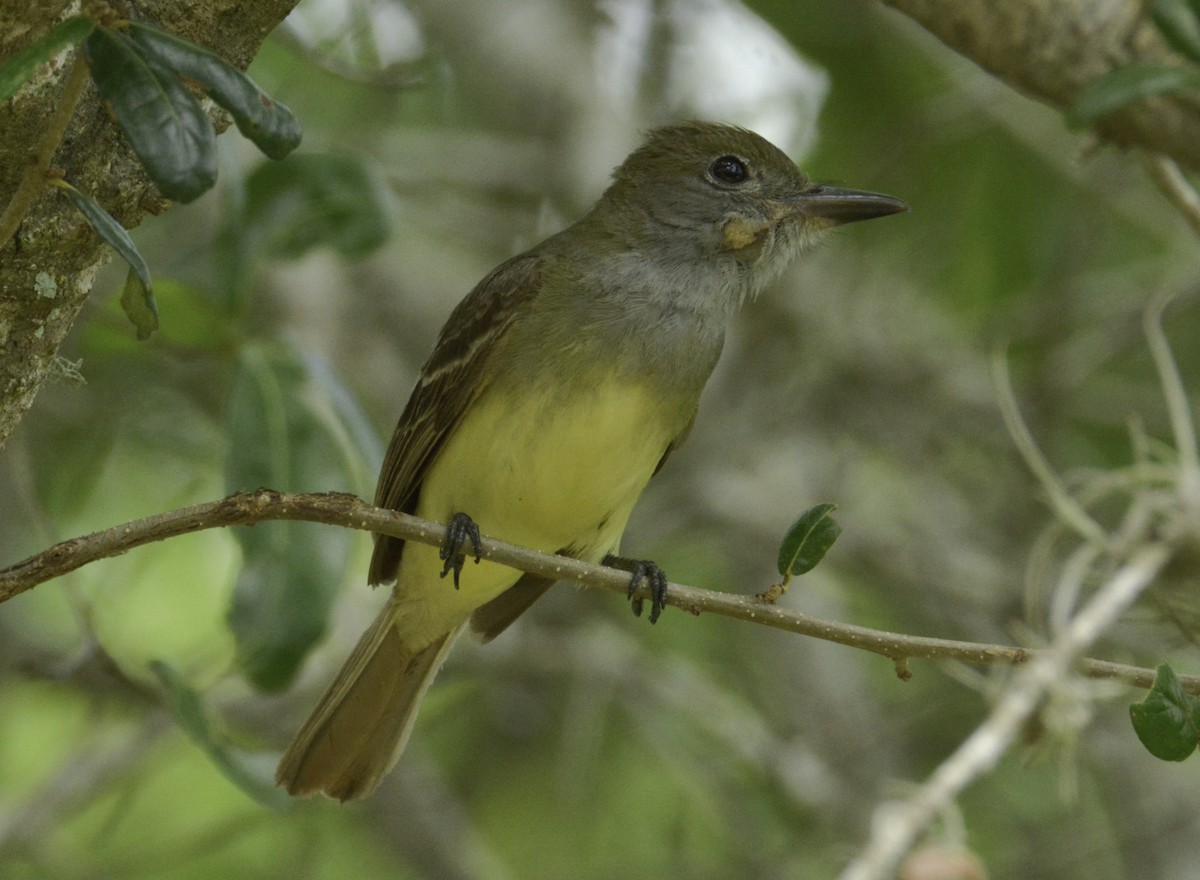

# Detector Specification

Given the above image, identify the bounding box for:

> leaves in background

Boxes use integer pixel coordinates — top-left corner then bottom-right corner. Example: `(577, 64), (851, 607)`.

(1129, 663), (1200, 761)
(1152, 0), (1200, 64)
(0, 16), (94, 102)
(242, 154), (391, 260)
(85, 27), (217, 203)
(777, 503), (842, 578)
(224, 344), (374, 691)
(151, 661), (292, 809)
(150, 279), (235, 350)
(127, 22), (301, 160)
(1068, 64), (1200, 127)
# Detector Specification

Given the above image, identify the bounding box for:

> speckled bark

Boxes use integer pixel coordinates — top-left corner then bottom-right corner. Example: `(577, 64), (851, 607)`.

(880, 0), (1200, 170)
(0, 0), (297, 451)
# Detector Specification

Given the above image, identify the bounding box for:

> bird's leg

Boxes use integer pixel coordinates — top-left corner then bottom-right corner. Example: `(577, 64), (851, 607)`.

(440, 512), (482, 588)
(602, 554), (668, 623)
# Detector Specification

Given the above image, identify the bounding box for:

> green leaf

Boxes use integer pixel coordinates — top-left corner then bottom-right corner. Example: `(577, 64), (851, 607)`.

(0, 16), (94, 102)
(1153, 0), (1200, 64)
(242, 154), (391, 259)
(126, 22), (301, 160)
(1129, 663), (1200, 761)
(59, 182), (157, 339)
(119, 265), (159, 340)
(1068, 65), (1200, 127)
(777, 503), (842, 577)
(150, 661), (292, 810)
(85, 27), (217, 202)
(225, 344), (365, 691)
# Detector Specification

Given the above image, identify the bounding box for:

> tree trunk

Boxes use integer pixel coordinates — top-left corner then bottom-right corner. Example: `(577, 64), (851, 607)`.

(0, 0), (297, 451)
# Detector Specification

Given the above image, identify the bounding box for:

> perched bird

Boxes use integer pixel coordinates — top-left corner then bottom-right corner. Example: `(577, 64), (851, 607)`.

(276, 121), (907, 801)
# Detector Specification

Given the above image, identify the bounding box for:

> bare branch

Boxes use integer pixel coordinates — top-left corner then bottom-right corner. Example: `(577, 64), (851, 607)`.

(1, 490), (1192, 694)
(839, 543), (1172, 880)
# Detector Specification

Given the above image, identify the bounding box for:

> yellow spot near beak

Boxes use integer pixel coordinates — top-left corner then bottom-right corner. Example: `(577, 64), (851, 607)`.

(721, 216), (771, 251)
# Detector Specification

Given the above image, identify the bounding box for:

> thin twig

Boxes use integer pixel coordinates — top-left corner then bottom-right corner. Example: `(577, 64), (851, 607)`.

(838, 543), (1172, 880)
(1144, 154), (1200, 241)
(0, 490), (1191, 694)
(992, 348), (1108, 545)
(0, 51), (92, 248)
(1144, 292), (1200, 511)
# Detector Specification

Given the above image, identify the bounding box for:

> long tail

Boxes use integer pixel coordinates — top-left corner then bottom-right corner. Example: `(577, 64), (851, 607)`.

(276, 601), (461, 802)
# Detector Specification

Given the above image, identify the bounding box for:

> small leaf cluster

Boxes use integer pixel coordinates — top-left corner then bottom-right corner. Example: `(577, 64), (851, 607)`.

(1069, 0), (1200, 126)
(1, 15), (302, 338)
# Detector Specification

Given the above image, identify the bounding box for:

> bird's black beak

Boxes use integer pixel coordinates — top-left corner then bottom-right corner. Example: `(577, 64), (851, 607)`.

(787, 185), (909, 225)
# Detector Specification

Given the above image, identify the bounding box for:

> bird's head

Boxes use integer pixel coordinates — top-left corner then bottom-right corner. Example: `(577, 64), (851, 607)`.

(599, 121), (907, 287)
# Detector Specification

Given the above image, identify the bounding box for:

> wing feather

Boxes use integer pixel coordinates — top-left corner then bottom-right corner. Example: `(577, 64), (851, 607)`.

(368, 254), (545, 585)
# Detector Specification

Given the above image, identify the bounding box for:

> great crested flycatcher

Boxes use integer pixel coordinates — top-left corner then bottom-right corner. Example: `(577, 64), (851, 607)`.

(276, 121), (907, 801)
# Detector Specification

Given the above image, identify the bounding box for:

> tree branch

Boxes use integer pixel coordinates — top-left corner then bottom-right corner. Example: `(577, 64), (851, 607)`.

(839, 542), (1173, 880)
(879, 0), (1200, 174)
(1, 489), (1192, 694)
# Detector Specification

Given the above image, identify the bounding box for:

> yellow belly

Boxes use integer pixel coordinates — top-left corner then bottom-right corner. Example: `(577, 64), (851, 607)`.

(391, 378), (678, 644)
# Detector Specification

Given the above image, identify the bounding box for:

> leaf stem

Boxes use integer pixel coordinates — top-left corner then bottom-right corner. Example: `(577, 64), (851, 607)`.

(0, 50), (92, 248)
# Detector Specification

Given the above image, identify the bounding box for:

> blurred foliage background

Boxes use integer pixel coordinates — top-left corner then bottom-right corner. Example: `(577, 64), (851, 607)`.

(2, 0), (1200, 877)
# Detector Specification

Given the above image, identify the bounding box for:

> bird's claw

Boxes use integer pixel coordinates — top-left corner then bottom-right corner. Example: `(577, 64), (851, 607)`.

(439, 512), (482, 588)
(604, 555), (668, 624)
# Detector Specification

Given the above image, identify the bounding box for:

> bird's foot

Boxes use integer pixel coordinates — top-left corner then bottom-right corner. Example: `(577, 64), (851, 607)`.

(603, 554), (668, 624)
(440, 512), (482, 588)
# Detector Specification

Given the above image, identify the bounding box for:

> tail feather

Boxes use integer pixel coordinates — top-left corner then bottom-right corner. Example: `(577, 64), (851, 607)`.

(276, 602), (461, 802)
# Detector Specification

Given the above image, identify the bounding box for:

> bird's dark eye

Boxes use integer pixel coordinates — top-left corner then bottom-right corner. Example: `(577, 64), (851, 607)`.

(709, 155), (749, 184)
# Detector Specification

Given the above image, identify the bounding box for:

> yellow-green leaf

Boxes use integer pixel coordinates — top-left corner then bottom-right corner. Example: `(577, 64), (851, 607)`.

(119, 265), (159, 340)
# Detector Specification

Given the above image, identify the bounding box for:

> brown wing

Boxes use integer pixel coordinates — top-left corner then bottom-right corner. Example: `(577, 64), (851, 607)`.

(368, 254), (544, 585)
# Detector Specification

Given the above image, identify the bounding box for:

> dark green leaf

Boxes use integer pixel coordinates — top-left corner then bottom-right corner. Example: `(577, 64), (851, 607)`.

(1153, 0), (1200, 64)
(242, 154), (391, 259)
(0, 16), (94, 102)
(777, 503), (841, 577)
(1129, 663), (1200, 761)
(127, 22), (301, 160)
(1068, 65), (1200, 128)
(119, 265), (159, 340)
(225, 345), (363, 691)
(59, 183), (156, 336)
(85, 27), (217, 202)
(151, 661), (292, 810)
